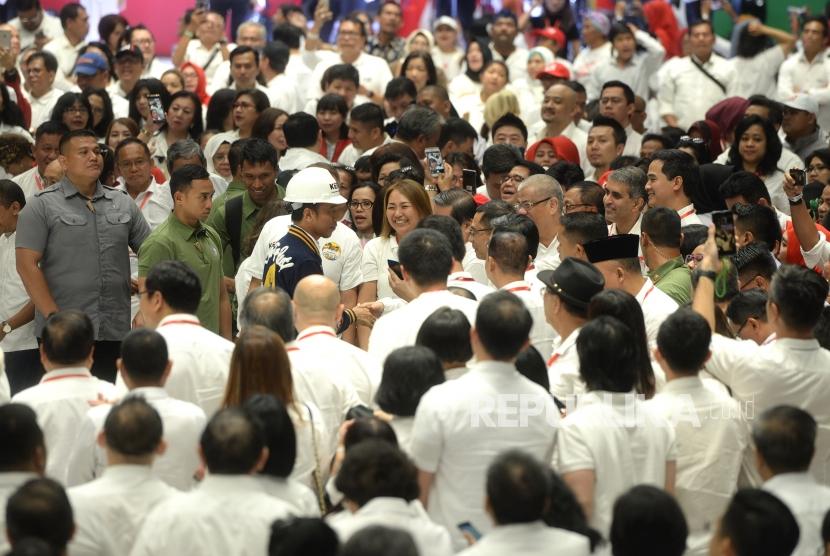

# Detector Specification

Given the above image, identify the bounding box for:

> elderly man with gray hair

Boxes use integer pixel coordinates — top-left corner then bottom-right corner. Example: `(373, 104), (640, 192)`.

(395, 106), (445, 159)
(514, 174), (564, 271)
(605, 166), (648, 237)
(164, 138), (229, 198)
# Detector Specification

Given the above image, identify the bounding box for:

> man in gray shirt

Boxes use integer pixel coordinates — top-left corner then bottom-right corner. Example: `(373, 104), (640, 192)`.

(16, 130), (150, 382)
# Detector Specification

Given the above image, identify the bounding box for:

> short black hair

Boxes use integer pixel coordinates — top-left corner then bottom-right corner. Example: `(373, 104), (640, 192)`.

(601, 80), (635, 104)
(396, 106), (442, 142)
(244, 394), (296, 479)
(747, 95), (783, 128)
(104, 396), (163, 456)
(120, 328), (168, 384)
(6, 478), (74, 552)
(58, 2), (84, 27)
(688, 19), (715, 35)
(487, 450), (550, 525)
(34, 120), (68, 142)
(169, 163), (210, 196)
(590, 116), (627, 146)
(814, 306), (830, 350)
(261, 41), (289, 73)
(651, 149), (701, 200)
(0, 404), (44, 472)
(560, 212), (608, 245)
(770, 264), (829, 332)
(718, 489), (799, 556)
(680, 224), (709, 259)
(515, 346), (549, 391)
(58, 128), (98, 154)
(144, 260), (203, 315)
(335, 440), (419, 506)
(611, 485), (688, 556)
(546, 161), (584, 187)
(732, 241), (778, 284)
(41, 310), (94, 365)
(271, 23), (303, 50)
(803, 15), (830, 36)
(343, 417), (398, 450)
(114, 136), (152, 161)
(227, 138), (250, 176)
(27, 51), (58, 74)
(577, 315), (637, 392)
(384, 76), (417, 101)
(641, 133), (672, 151)
(492, 213), (539, 259)
(239, 137), (278, 170)
(417, 214), (466, 263)
(565, 181), (605, 215)
(753, 405), (817, 474)
(609, 155), (641, 170)
(438, 117), (478, 150)
(283, 112), (319, 149)
(239, 287), (296, 342)
(375, 346), (445, 416)
(350, 102), (384, 131)
(657, 308), (711, 374)
(229, 45), (259, 66)
(732, 204), (782, 252)
(492, 112), (528, 142)
(475, 199), (514, 227)
(432, 189), (476, 225)
(200, 407), (265, 474)
(322, 63), (360, 89)
(642, 206), (681, 248)
(482, 144), (521, 177)
(398, 228), (453, 286)
(340, 525), (418, 556)
(269, 518), (339, 556)
(0, 179), (25, 209)
(488, 230), (530, 274)
(718, 171), (772, 205)
(475, 291), (533, 360)
(416, 307), (473, 364)
(726, 289), (768, 328)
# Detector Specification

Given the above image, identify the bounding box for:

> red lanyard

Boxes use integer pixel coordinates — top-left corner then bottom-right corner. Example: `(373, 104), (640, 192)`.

(547, 353), (560, 367)
(159, 318), (200, 327)
(138, 191), (153, 211)
(452, 276), (475, 282)
(678, 207), (695, 219)
(506, 285), (530, 292)
(298, 330), (335, 341)
(641, 285), (655, 302)
(42, 373), (90, 383)
(34, 173), (44, 191)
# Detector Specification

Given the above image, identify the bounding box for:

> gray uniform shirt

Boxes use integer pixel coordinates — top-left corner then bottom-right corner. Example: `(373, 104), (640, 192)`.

(16, 178), (151, 340)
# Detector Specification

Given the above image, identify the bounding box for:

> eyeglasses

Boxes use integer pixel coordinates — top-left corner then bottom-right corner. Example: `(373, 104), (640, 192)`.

(808, 164), (827, 173)
(349, 200), (374, 210)
(513, 196), (552, 211)
(732, 319), (748, 337)
(563, 202), (596, 213)
(499, 174), (526, 184)
(469, 226), (491, 236)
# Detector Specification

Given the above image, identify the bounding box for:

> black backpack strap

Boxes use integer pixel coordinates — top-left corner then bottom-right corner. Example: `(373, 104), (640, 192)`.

(224, 194), (244, 268)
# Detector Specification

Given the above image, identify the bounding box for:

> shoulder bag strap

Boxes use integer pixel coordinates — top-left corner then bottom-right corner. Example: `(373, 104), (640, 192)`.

(690, 58), (726, 94)
(224, 194), (243, 268)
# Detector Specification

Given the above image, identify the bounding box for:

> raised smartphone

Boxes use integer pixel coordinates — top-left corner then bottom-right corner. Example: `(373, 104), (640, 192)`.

(711, 210), (736, 257)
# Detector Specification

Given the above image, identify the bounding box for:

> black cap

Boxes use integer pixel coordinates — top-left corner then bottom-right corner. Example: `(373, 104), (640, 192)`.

(115, 46), (143, 63)
(583, 234), (639, 264)
(538, 257), (605, 309)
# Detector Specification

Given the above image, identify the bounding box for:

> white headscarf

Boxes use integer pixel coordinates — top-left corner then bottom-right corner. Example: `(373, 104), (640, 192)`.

(204, 131), (236, 178)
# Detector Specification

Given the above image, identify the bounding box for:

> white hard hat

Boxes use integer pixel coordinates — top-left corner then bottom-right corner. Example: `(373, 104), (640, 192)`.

(283, 167), (347, 205)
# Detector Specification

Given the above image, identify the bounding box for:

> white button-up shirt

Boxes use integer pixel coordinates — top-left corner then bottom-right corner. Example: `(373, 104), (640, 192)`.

(42, 33), (86, 77)
(134, 314), (233, 417)
(658, 54), (735, 130)
(9, 12), (63, 49)
(130, 475), (297, 556)
(13, 166), (47, 199)
(646, 376), (750, 556)
(572, 42), (613, 85)
(534, 236), (561, 272)
(586, 30), (665, 101)
(548, 327), (581, 400)
(705, 336), (830, 485)
(119, 180), (174, 231)
(458, 521), (591, 556)
(779, 49), (830, 130)
(25, 87), (63, 132)
(0, 231), (37, 352)
(0, 472), (38, 554)
(66, 387), (207, 490)
(258, 476), (321, 517)
(310, 51), (393, 99)
(264, 74), (301, 113)
(763, 472), (830, 556)
(489, 44), (529, 83)
(362, 235), (399, 301)
(678, 203), (704, 227)
(328, 497), (454, 556)
(12, 367), (117, 483)
(730, 45), (786, 99)
(68, 464), (178, 556)
(448, 271), (494, 301)
(369, 290), (478, 365)
(182, 40), (233, 80)
(249, 215), (363, 294)
(278, 147), (330, 171)
(293, 325), (380, 406)
(636, 278), (678, 349)
(553, 390), (676, 537)
(501, 280), (555, 360)
(411, 360), (559, 550)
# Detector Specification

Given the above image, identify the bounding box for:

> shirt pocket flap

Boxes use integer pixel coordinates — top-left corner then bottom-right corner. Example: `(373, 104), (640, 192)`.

(105, 212), (132, 225)
(59, 214), (87, 226)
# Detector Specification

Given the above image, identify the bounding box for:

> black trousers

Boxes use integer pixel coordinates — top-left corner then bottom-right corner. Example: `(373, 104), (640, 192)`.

(210, 0), (250, 40)
(4, 348), (44, 396)
(90, 341), (121, 383)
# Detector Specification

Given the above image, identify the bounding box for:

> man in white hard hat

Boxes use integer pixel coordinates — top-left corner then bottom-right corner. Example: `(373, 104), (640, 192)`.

(261, 167), (347, 298)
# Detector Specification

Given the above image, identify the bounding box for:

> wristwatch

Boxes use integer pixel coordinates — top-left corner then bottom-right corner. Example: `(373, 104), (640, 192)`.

(697, 270), (718, 281)
(1, 321), (11, 334)
(788, 193), (804, 205)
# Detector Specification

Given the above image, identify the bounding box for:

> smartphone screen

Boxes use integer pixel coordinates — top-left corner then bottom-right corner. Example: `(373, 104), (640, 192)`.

(790, 168), (806, 187)
(425, 147), (444, 176)
(387, 259), (403, 280)
(0, 30), (11, 50)
(148, 94), (166, 124)
(711, 210), (736, 257)
(462, 169), (477, 195)
(457, 521), (482, 541)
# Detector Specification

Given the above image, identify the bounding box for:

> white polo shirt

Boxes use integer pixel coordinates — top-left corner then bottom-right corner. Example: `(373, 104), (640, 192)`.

(534, 236), (561, 272)
(553, 390), (676, 537)
(258, 476), (321, 517)
(500, 280), (555, 360)
(310, 51), (394, 99)
(763, 472), (830, 556)
(678, 203), (704, 227)
(249, 215), (363, 293)
(68, 464), (178, 556)
(547, 328), (582, 400)
(411, 360), (559, 550)
(13, 166), (47, 199)
(25, 87), (63, 132)
(43, 33), (86, 77)
(368, 290), (478, 365)
(448, 271), (494, 301)
(458, 521), (590, 556)
(646, 376), (750, 556)
(657, 54), (735, 130)
(130, 475), (297, 556)
(362, 235), (399, 301)
(264, 74), (301, 113)
(182, 40), (235, 80)
(636, 278), (678, 349)
(66, 387), (207, 490)
(0, 472), (38, 555)
(12, 367), (117, 484)
(0, 231), (37, 352)
(327, 497), (454, 556)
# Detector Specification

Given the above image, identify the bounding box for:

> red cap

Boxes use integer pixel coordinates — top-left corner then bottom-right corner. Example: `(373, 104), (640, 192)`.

(537, 62), (571, 80)
(532, 27), (566, 47)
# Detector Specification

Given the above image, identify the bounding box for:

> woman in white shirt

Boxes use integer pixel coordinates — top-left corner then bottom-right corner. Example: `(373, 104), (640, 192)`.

(146, 90), (204, 177)
(222, 326), (332, 493)
(347, 182), (382, 248)
(510, 47), (555, 130)
(448, 38), (492, 106)
(455, 60), (510, 139)
(203, 131), (233, 182)
(726, 114), (789, 214)
(572, 11), (612, 84)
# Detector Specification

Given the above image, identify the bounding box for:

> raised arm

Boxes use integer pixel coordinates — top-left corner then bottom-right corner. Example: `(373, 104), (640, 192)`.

(691, 226), (721, 331)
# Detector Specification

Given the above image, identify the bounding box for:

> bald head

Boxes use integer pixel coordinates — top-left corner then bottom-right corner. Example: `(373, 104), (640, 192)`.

(293, 275), (341, 327)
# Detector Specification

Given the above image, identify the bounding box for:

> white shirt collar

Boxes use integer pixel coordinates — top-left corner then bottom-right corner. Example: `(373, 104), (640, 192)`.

(157, 313), (201, 328)
(500, 280), (532, 292)
(660, 375), (704, 394)
(39, 366), (92, 383)
(635, 278), (656, 304)
(765, 471), (816, 489)
(296, 325), (337, 341)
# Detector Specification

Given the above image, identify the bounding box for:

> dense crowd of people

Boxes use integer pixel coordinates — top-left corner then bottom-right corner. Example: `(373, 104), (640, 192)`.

(2, 0), (830, 554)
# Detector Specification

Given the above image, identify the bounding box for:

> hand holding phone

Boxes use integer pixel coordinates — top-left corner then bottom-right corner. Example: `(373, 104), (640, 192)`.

(711, 210), (736, 257)
(425, 147), (444, 177)
(387, 259), (403, 280)
(790, 168), (806, 187)
(148, 94), (166, 124)
(457, 521), (482, 543)
(0, 30), (11, 51)
(462, 169), (477, 195)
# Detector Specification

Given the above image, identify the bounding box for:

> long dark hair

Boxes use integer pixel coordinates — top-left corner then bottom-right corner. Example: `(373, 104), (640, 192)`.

(84, 88), (114, 138)
(205, 88), (237, 132)
(316, 93), (349, 141)
(164, 90), (204, 140)
(728, 114), (782, 177)
(464, 38), (493, 83)
(0, 85), (25, 127)
(128, 78), (170, 125)
(400, 51), (438, 87)
(348, 180), (383, 236)
(49, 92), (93, 130)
